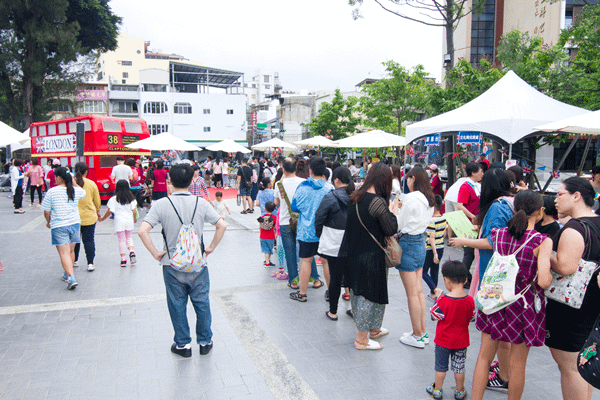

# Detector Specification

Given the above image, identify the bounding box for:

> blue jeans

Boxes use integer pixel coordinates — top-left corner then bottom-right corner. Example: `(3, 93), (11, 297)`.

(162, 266), (212, 346)
(279, 224), (319, 284)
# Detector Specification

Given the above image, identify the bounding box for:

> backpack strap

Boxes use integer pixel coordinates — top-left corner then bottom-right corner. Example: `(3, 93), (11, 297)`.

(161, 196), (200, 260)
(166, 197), (183, 224)
(512, 232), (542, 256)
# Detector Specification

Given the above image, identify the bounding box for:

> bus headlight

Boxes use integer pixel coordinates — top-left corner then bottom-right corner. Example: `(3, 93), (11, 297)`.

(102, 183), (109, 189)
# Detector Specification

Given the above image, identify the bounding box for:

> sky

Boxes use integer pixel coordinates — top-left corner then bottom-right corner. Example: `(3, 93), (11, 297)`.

(108, 0), (444, 92)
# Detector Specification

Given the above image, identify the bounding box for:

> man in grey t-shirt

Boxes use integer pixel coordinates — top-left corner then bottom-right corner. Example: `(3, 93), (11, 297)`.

(139, 163), (226, 358)
(110, 156), (133, 186)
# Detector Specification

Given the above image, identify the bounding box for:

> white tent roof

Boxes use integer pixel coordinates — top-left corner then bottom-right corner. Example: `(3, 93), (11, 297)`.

(535, 109), (600, 135)
(334, 130), (405, 148)
(405, 71), (590, 145)
(0, 121), (29, 148)
(204, 139), (251, 153)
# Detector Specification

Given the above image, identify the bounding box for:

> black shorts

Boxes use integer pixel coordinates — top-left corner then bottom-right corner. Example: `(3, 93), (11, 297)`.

(152, 191), (168, 201)
(298, 240), (319, 259)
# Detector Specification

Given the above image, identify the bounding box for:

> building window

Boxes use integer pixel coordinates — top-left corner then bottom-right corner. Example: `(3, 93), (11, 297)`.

(174, 102), (192, 114)
(85, 86), (102, 91)
(265, 85), (271, 89)
(264, 75), (270, 83)
(111, 85), (138, 92)
(252, 84), (256, 88)
(470, 0), (496, 66)
(122, 72), (129, 78)
(111, 101), (138, 114)
(51, 102), (71, 113)
(143, 102), (168, 114)
(203, 109), (210, 114)
(81, 100), (106, 113)
(143, 84), (167, 92)
(149, 124), (168, 135)
(226, 109), (234, 115)
(97, 72), (103, 81)
(121, 60), (132, 66)
(203, 127), (211, 132)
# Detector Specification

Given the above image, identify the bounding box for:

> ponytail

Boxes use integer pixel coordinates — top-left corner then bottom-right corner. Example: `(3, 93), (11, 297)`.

(55, 167), (75, 201)
(74, 162), (88, 188)
(507, 209), (529, 240)
(507, 190), (543, 240)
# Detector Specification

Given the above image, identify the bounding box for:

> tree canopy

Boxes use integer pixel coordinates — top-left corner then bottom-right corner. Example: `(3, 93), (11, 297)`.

(305, 89), (361, 141)
(0, 0), (121, 129)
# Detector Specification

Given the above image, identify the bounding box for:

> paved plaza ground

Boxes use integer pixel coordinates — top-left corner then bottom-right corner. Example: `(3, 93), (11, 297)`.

(0, 192), (598, 400)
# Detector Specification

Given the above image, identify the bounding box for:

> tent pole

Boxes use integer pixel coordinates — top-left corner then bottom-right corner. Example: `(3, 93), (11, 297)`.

(577, 135), (593, 176)
(509, 143), (512, 159)
(542, 134), (580, 193)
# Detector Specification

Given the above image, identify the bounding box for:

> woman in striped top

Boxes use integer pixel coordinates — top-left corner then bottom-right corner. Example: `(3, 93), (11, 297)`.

(423, 195), (447, 301)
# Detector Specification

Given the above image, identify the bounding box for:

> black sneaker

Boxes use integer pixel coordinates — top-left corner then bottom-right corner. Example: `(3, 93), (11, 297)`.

(489, 360), (500, 375)
(487, 372), (509, 392)
(170, 343), (192, 358)
(199, 341), (213, 355)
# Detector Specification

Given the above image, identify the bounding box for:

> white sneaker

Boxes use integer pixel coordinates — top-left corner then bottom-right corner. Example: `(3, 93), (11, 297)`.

(73, 261), (78, 268)
(399, 334), (425, 349)
(401, 331), (429, 344)
(87, 264), (95, 271)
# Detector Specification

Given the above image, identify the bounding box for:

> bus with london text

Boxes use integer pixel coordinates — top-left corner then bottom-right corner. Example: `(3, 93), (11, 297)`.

(29, 115), (151, 200)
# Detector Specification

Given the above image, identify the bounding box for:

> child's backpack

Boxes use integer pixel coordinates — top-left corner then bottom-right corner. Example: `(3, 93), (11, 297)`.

(476, 231), (541, 315)
(258, 214), (274, 231)
(161, 197), (206, 272)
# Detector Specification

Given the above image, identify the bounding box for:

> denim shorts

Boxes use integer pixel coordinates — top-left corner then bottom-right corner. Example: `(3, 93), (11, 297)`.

(260, 238), (274, 254)
(239, 187), (252, 197)
(298, 240), (319, 258)
(396, 233), (426, 272)
(51, 223), (81, 246)
(435, 345), (467, 374)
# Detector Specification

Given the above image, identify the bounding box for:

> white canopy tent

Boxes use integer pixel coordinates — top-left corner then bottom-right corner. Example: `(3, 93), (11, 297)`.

(125, 132), (201, 151)
(535, 109), (600, 135)
(204, 139), (251, 153)
(405, 71), (590, 154)
(251, 138), (297, 151)
(334, 129), (405, 148)
(0, 122), (30, 148)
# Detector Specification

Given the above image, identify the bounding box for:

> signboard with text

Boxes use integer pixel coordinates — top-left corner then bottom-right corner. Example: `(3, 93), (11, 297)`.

(33, 134), (76, 153)
(425, 134), (440, 146)
(457, 132), (482, 146)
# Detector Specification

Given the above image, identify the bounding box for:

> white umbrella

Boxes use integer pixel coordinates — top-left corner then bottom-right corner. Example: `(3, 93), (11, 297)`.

(204, 138), (251, 153)
(294, 135), (338, 156)
(0, 121), (30, 147)
(125, 132), (201, 151)
(534, 109), (600, 134)
(334, 130), (406, 148)
(251, 137), (297, 151)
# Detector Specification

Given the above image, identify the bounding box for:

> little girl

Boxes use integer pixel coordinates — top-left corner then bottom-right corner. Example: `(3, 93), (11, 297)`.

(100, 179), (138, 267)
(212, 191), (231, 219)
(256, 177), (275, 216)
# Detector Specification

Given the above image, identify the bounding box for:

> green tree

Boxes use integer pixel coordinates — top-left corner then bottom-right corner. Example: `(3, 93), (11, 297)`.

(0, 0), (121, 129)
(348, 0), (486, 70)
(359, 62), (431, 135)
(306, 89), (362, 141)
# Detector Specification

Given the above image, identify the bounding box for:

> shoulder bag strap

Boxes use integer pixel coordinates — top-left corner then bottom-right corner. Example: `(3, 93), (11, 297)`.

(277, 181), (294, 215)
(356, 203), (386, 252)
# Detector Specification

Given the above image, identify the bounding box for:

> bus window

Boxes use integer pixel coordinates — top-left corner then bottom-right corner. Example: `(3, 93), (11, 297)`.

(41, 157), (47, 166)
(102, 120), (121, 132)
(60, 157), (67, 166)
(39, 126), (46, 136)
(48, 124), (56, 135)
(68, 121), (77, 133)
(70, 157), (77, 166)
(124, 122), (142, 133)
(87, 157), (94, 168)
(58, 123), (67, 134)
(100, 156), (118, 169)
(83, 119), (91, 131)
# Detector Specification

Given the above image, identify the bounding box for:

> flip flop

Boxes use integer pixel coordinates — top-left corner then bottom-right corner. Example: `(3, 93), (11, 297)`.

(355, 339), (383, 351)
(369, 328), (389, 339)
(325, 311), (338, 321)
(312, 279), (324, 289)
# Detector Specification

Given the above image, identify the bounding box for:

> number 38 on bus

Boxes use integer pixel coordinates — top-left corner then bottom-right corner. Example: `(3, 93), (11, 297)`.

(29, 116), (151, 200)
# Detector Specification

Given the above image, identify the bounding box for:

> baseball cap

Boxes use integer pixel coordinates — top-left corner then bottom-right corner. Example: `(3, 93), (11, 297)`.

(52, 159), (61, 166)
(427, 164), (438, 171)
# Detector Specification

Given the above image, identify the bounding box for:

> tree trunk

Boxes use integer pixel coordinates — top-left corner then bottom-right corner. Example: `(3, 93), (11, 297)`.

(21, 40), (36, 130)
(444, 2), (456, 187)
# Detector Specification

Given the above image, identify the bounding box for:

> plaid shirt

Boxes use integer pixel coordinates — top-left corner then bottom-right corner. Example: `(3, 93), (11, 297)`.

(189, 177), (209, 199)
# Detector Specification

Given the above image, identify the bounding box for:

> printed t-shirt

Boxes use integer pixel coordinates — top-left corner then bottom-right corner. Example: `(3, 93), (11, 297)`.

(111, 164), (133, 186)
(151, 169), (169, 192)
(107, 196), (137, 232)
(274, 177), (304, 225)
(430, 294), (475, 349)
(426, 215), (447, 250)
(259, 213), (277, 239)
(144, 192), (221, 266)
(457, 180), (480, 218)
(256, 189), (275, 215)
(41, 186), (86, 229)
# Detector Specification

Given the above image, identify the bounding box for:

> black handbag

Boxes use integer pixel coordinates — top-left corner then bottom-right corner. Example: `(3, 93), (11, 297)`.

(578, 313), (600, 389)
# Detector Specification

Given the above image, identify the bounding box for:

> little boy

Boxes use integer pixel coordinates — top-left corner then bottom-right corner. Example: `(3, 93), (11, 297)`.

(427, 260), (475, 400)
(257, 201), (276, 267)
(212, 191), (230, 219)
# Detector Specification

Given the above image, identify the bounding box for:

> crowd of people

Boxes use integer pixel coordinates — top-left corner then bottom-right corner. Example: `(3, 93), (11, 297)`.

(4, 151), (600, 400)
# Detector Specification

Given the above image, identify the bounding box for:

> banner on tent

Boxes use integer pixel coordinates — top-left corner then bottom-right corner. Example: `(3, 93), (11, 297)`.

(457, 132), (482, 146)
(425, 134), (441, 146)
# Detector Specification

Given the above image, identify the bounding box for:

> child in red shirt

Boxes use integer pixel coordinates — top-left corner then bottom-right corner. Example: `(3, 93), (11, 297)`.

(428, 260), (475, 400)
(258, 201), (277, 267)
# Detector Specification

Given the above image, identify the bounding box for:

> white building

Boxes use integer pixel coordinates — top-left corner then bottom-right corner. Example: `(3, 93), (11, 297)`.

(97, 33), (248, 147)
(244, 69), (282, 106)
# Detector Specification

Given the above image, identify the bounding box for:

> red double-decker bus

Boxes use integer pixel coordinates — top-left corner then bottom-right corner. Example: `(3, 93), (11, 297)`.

(29, 116), (151, 200)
